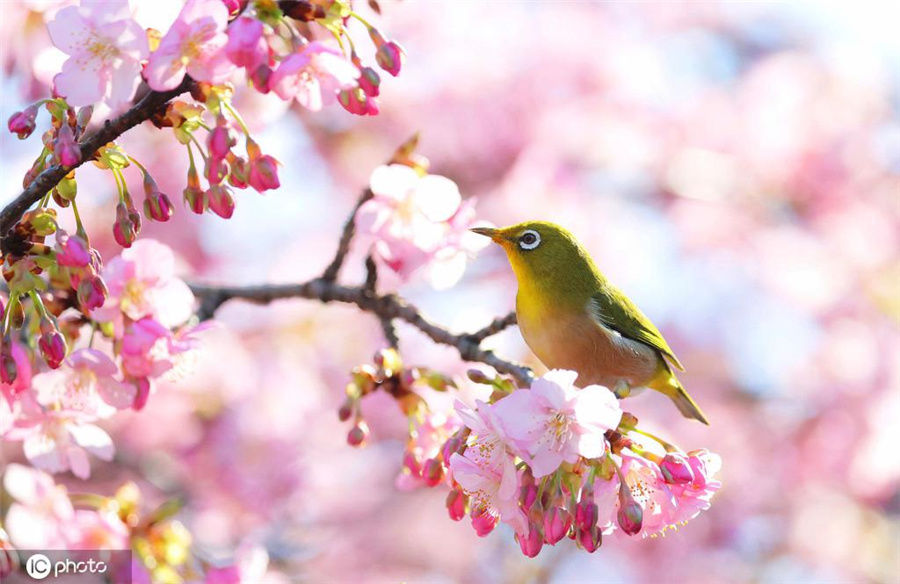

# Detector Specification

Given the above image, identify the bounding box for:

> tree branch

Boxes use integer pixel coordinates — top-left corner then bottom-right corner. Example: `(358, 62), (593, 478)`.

(0, 77), (196, 254)
(321, 188), (374, 282)
(188, 279), (534, 386)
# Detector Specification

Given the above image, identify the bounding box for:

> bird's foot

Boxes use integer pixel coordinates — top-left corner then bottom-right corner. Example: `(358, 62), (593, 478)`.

(613, 380), (631, 399)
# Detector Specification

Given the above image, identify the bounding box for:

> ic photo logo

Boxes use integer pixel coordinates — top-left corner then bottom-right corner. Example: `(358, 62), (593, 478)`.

(24, 553), (52, 580)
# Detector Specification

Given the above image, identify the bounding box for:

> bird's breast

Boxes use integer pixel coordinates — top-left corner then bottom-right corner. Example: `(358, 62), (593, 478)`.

(516, 294), (660, 388)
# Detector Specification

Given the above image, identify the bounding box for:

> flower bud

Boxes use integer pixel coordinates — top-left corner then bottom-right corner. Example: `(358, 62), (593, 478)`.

(358, 67), (381, 97)
(440, 435), (462, 463)
(249, 64), (272, 94)
(76, 106), (93, 131)
(56, 232), (91, 267)
(375, 41), (404, 77)
(38, 330), (67, 369)
(54, 124), (81, 166)
(227, 154), (250, 189)
(8, 104), (38, 139)
(207, 118), (235, 161)
(144, 191), (174, 222)
(470, 508), (497, 537)
(183, 185), (207, 214)
(543, 506), (572, 545)
(337, 88), (379, 116)
(516, 522), (544, 558)
(617, 499), (643, 536)
(77, 274), (107, 312)
(445, 488), (467, 521)
(347, 420), (369, 446)
(133, 378), (151, 411)
(222, 0), (242, 16)
(575, 500), (598, 532)
(113, 202), (137, 248)
(248, 154), (280, 192)
(422, 458), (444, 487)
(207, 184), (235, 219)
(0, 347), (18, 386)
(660, 453), (694, 485)
(577, 525), (602, 552)
(337, 399), (353, 421)
(279, 0), (324, 21)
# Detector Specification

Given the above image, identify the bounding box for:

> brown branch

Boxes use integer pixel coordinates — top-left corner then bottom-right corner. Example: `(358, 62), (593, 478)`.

(321, 188), (374, 282)
(188, 279), (534, 386)
(466, 311), (517, 343)
(0, 77), (196, 254)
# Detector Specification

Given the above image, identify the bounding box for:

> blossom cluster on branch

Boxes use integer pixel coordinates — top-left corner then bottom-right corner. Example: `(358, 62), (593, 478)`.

(0, 0), (722, 577)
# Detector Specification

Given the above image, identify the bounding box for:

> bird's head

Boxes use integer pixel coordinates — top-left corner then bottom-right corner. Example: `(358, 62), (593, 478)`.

(471, 221), (596, 288)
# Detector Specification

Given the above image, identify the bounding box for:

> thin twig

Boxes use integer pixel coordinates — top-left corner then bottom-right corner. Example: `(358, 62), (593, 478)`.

(466, 311), (517, 343)
(0, 78), (196, 254)
(189, 279), (533, 386)
(321, 188), (374, 282)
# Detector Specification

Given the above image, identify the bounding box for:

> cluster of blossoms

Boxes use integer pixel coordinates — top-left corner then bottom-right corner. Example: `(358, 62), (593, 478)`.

(1, 239), (203, 479)
(342, 365), (721, 557)
(0, 464), (268, 582)
(356, 145), (490, 289)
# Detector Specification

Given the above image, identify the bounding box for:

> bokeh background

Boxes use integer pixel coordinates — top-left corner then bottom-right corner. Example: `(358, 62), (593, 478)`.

(2, 1), (899, 582)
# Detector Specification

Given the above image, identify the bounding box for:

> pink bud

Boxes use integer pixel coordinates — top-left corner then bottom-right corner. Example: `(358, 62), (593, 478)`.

(516, 523), (544, 558)
(38, 331), (67, 369)
(347, 420), (369, 446)
(113, 202), (136, 248)
(54, 124), (81, 167)
(575, 500), (598, 532)
(184, 185), (207, 214)
(8, 105), (38, 139)
(207, 119), (236, 161)
(144, 192), (174, 222)
(439, 436), (462, 463)
(660, 453), (695, 485)
(617, 500), (643, 536)
(248, 154), (280, 192)
(338, 88), (379, 117)
(422, 458), (444, 487)
(207, 185), (235, 219)
(577, 525), (602, 552)
(56, 232), (91, 267)
(470, 508), (497, 537)
(77, 275), (107, 312)
(221, 0), (241, 16)
(358, 67), (381, 97)
(0, 348), (18, 385)
(133, 378), (151, 411)
(249, 64), (272, 94)
(520, 481), (538, 512)
(228, 155), (250, 189)
(543, 506), (572, 545)
(375, 41), (404, 77)
(402, 452), (421, 476)
(337, 400), (353, 421)
(446, 488), (467, 521)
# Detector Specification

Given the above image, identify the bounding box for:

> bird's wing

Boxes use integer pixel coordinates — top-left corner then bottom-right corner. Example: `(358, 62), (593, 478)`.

(588, 288), (684, 371)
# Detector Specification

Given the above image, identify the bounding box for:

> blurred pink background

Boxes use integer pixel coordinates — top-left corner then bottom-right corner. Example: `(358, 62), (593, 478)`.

(2, 1), (899, 582)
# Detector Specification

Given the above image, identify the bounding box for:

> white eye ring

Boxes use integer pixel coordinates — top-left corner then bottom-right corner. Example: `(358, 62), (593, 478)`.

(518, 229), (541, 250)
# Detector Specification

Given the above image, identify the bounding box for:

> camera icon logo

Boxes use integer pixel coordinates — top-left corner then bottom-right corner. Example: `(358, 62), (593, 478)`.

(25, 553), (52, 580)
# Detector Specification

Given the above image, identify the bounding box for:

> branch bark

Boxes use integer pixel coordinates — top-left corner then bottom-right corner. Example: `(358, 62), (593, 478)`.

(0, 78), (195, 254)
(189, 279), (533, 386)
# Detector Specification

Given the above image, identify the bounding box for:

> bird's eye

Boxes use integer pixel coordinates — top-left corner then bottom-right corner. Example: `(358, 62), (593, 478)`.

(518, 230), (541, 250)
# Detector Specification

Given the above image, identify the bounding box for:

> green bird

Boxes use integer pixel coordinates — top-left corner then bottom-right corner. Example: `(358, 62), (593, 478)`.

(471, 221), (709, 424)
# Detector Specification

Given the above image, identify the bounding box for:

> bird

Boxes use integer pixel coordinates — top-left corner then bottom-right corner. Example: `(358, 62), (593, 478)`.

(471, 221), (708, 424)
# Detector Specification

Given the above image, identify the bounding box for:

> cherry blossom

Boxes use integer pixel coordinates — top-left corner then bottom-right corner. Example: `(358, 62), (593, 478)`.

(2, 464), (75, 548)
(46, 0), (149, 108)
(6, 410), (114, 479)
(491, 370), (622, 477)
(144, 0), (234, 91)
(268, 42), (359, 111)
(92, 239), (194, 332)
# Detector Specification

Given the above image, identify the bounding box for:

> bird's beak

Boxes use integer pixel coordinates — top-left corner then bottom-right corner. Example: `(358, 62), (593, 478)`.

(470, 226), (503, 243)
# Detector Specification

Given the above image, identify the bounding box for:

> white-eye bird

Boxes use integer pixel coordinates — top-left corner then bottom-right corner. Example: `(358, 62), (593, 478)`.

(472, 221), (709, 424)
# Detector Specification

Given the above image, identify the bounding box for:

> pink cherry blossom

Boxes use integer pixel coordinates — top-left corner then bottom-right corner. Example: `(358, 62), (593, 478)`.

(617, 452), (678, 538)
(6, 409), (114, 479)
(144, 0), (235, 91)
(357, 164), (488, 287)
(666, 449), (722, 525)
(46, 0), (149, 108)
(2, 464), (75, 548)
(396, 412), (461, 490)
(268, 42), (359, 111)
(69, 508), (130, 549)
(121, 317), (176, 380)
(225, 16), (268, 71)
(92, 239), (194, 333)
(491, 370), (623, 477)
(449, 451), (524, 535)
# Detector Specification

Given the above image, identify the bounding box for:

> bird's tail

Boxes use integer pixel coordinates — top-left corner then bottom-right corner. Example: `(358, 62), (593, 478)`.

(650, 372), (709, 425)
